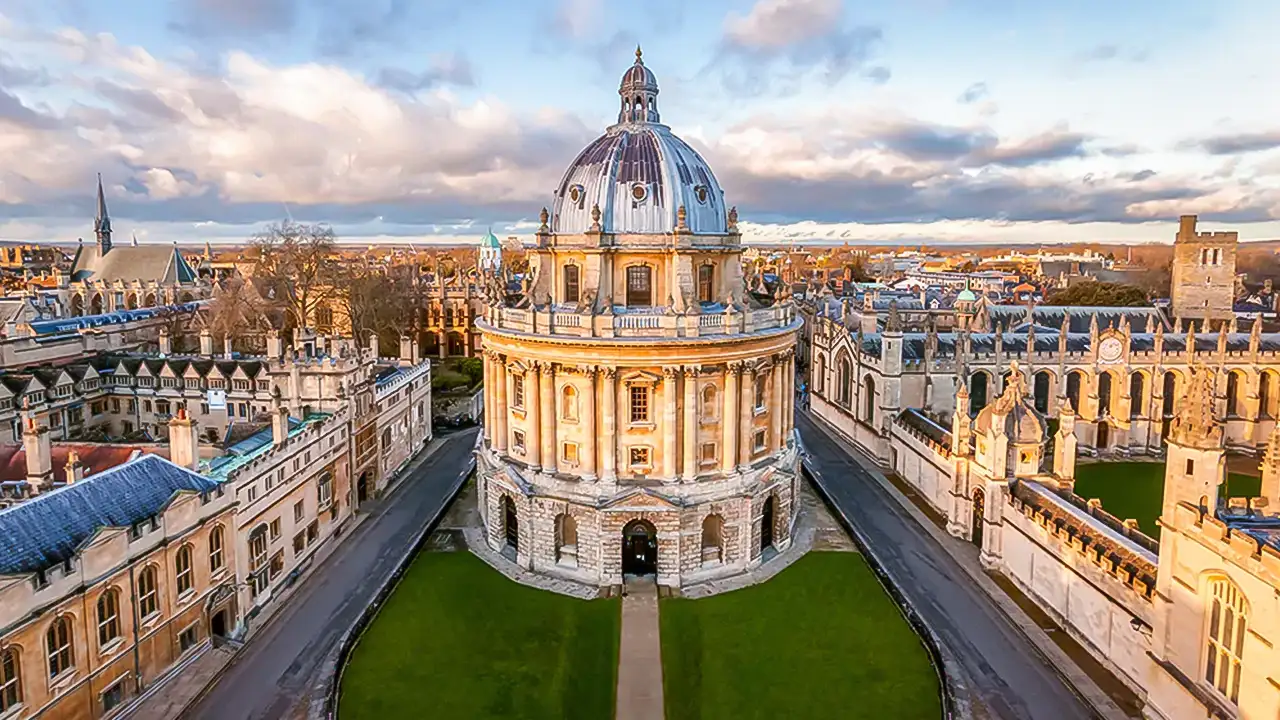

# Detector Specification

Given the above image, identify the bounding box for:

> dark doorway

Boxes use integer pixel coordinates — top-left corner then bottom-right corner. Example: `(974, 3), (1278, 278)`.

(622, 519), (658, 576)
(211, 610), (227, 639)
(502, 496), (519, 551)
(761, 495), (777, 553)
(971, 488), (985, 548)
(1097, 422), (1110, 450)
(969, 373), (988, 416)
(356, 472), (370, 504)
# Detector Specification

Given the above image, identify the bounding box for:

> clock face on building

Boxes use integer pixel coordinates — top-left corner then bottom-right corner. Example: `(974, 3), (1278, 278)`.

(1098, 336), (1124, 364)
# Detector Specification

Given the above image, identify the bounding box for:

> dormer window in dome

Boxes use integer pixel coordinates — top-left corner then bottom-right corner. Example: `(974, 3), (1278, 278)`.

(694, 185), (709, 204)
(631, 183), (648, 204)
(568, 184), (584, 208)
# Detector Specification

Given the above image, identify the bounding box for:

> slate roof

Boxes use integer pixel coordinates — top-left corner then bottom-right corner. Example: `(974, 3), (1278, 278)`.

(985, 305), (1167, 333)
(69, 244), (197, 285)
(0, 454), (221, 576)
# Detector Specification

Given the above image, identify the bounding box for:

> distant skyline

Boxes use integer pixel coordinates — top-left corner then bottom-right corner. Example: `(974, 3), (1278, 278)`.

(0, 0), (1277, 246)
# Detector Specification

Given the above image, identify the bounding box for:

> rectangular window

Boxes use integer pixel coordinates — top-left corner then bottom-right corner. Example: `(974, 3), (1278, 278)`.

(562, 442), (579, 466)
(269, 551), (284, 580)
(102, 679), (127, 713)
(179, 625), (198, 653)
(1186, 458), (1195, 475)
(625, 265), (652, 306)
(513, 430), (526, 454)
(246, 485), (258, 504)
(753, 429), (767, 453)
(294, 500), (305, 522)
(629, 385), (649, 424)
(318, 472), (334, 509)
(270, 518), (281, 540)
(629, 446), (651, 469)
(697, 264), (715, 304)
(306, 520), (319, 544)
(700, 442), (717, 466)
(293, 532), (306, 555)
(754, 375), (767, 411)
(563, 264), (580, 304)
(512, 374), (525, 409)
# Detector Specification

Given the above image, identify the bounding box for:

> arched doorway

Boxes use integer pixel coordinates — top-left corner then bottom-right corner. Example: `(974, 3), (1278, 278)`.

(971, 488), (985, 548)
(1097, 421), (1110, 450)
(622, 519), (657, 576)
(761, 495), (777, 553)
(502, 496), (519, 552)
(90, 293), (104, 315)
(356, 471), (371, 504)
(211, 610), (228, 639)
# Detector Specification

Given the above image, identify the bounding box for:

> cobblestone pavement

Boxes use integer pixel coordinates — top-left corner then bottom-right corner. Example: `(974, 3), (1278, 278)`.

(179, 429), (479, 720)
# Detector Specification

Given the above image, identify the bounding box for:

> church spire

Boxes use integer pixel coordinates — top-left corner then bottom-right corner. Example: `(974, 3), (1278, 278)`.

(93, 173), (113, 254)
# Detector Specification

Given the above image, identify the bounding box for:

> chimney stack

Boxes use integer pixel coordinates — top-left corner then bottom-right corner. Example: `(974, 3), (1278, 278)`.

(200, 328), (213, 356)
(267, 330), (283, 361)
(223, 333), (234, 359)
(399, 335), (412, 365)
(368, 333), (380, 359)
(271, 388), (289, 447)
(64, 449), (85, 484)
(158, 327), (172, 355)
(22, 408), (53, 491)
(167, 403), (200, 471)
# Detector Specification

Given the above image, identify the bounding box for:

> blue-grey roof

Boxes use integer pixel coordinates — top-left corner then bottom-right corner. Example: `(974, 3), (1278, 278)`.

(0, 454), (221, 576)
(28, 301), (204, 336)
(986, 305), (1166, 333)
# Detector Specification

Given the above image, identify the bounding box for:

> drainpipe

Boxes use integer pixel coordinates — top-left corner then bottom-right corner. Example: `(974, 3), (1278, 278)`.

(128, 563), (143, 694)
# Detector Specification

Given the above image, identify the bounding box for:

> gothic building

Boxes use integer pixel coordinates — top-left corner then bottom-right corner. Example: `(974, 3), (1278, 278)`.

(475, 49), (802, 588)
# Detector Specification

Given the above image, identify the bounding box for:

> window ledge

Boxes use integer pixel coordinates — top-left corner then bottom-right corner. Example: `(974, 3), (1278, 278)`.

(753, 406), (767, 417)
(628, 422), (656, 431)
(140, 611), (162, 629)
(98, 637), (125, 657)
(176, 588), (197, 606)
(0, 703), (26, 720)
(48, 668), (78, 692)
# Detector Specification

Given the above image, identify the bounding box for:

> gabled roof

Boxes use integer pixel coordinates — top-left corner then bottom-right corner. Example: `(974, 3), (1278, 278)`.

(0, 454), (220, 576)
(69, 243), (197, 285)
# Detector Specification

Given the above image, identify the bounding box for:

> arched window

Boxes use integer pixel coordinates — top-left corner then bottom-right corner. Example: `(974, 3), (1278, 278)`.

(46, 617), (73, 678)
(837, 353), (853, 408)
(814, 354), (825, 395)
(1065, 371), (1083, 414)
(0, 647), (20, 712)
(1261, 371), (1277, 419)
(97, 589), (121, 647)
(700, 384), (717, 420)
(555, 513), (578, 566)
(1225, 371), (1243, 417)
(561, 384), (579, 422)
(175, 545), (193, 595)
(701, 514), (725, 565)
(1129, 372), (1146, 418)
(1098, 372), (1113, 417)
(563, 264), (581, 304)
(697, 264), (715, 304)
(1033, 371), (1051, 414)
(754, 373), (767, 411)
(1163, 371), (1178, 416)
(862, 375), (876, 423)
(209, 525), (225, 572)
(138, 566), (159, 618)
(1205, 578), (1247, 703)
(625, 265), (652, 306)
(969, 372), (989, 416)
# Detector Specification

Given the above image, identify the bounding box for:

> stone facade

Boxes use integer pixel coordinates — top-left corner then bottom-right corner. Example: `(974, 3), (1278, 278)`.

(475, 51), (801, 589)
(1171, 214), (1238, 325)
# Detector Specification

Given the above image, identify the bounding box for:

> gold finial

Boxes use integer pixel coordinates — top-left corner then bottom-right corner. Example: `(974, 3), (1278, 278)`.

(635, 45), (643, 62)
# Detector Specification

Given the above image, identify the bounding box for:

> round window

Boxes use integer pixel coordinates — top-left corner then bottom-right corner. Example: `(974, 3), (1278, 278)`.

(694, 185), (708, 204)
(631, 184), (647, 202)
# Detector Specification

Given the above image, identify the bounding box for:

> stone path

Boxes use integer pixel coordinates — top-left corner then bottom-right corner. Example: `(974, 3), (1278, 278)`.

(616, 577), (665, 720)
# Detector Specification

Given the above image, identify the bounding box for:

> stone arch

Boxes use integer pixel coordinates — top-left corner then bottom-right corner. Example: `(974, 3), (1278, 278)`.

(70, 294), (84, 316)
(1260, 369), (1279, 418)
(971, 486), (986, 547)
(700, 383), (718, 420)
(1098, 369), (1116, 418)
(179, 291), (194, 303)
(622, 518), (658, 576)
(835, 350), (853, 408)
(500, 495), (519, 553)
(1033, 370), (1052, 414)
(560, 384), (579, 422)
(1129, 370), (1148, 418)
(144, 292), (157, 307)
(89, 292), (104, 315)
(125, 292), (138, 310)
(861, 373), (876, 424)
(1225, 369), (1246, 417)
(554, 513), (578, 567)
(1162, 369), (1184, 417)
(701, 514), (725, 566)
(1065, 369), (1085, 414)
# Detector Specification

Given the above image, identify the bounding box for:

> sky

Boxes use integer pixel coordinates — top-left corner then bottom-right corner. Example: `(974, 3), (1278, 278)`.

(0, 0), (1278, 246)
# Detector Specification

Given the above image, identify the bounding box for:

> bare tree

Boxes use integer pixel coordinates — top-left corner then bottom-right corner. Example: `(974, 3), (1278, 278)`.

(203, 277), (274, 352)
(340, 258), (419, 349)
(250, 221), (339, 332)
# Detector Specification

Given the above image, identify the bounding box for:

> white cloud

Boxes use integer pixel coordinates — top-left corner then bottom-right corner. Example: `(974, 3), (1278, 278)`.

(724, 0), (843, 50)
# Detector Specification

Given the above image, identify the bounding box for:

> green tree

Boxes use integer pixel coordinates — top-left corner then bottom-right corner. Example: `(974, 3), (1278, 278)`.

(1045, 281), (1149, 307)
(455, 357), (484, 386)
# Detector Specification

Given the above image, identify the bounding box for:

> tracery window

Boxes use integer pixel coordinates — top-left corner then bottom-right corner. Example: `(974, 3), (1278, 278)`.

(1205, 578), (1247, 703)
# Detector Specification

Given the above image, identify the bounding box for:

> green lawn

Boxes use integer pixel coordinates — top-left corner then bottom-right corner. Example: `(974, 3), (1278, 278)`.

(339, 552), (620, 720)
(1073, 462), (1262, 538)
(660, 552), (942, 720)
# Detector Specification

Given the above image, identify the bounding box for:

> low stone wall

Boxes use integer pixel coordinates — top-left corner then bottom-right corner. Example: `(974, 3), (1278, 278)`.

(812, 393), (888, 462)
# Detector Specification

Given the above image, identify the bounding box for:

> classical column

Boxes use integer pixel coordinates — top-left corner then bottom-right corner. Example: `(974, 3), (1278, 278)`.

(540, 362), (557, 474)
(739, 365), (756, 469)
(494, 357), (508, 452)
(721, 363), (740, 473)
(770, 358), (784, 450)
(662, 367), (678, 480)
(601, 368), (617, 481)
(682, 366), (698, 481)
(582, 366), (598, 480)
(525, 363), (541, 471)
(482, 352), (493, 445)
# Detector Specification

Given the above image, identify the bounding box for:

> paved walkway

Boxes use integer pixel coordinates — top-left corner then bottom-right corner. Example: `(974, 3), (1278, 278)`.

(616, 577), (665, 720)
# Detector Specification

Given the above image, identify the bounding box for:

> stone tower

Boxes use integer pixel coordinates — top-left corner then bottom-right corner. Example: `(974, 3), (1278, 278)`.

(1169, 214), (1237, 326)
(1160, 363), (1225, 523)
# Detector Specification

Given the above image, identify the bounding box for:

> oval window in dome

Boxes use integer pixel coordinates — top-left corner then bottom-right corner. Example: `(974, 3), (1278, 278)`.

(631, 184), (647, 202)
(694, 185), (708, 204)
(568, 184), (583, 206)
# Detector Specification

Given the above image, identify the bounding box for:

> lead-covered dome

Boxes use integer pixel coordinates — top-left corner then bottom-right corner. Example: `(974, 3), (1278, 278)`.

(550, 48), (728, 236)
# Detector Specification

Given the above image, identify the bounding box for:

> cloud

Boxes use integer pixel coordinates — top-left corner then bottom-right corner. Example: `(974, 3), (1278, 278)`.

(553, 0), (602, 40)
(0, 88), (58, 129)
(1073, 43), (1149, 64)
(1191, 130), (1280, 155)
(717, 0), (884, 94)
(170, 0), (298, 38)
(375, 53), (476, 92)
(957, 82), (988, 104)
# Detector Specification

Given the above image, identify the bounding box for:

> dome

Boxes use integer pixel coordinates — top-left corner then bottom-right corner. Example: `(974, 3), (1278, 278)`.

(956, 288), (977, 303)
(974, 370), (1045, 445)
(549, 48), (728, 236)
(481, 229), (501, 248)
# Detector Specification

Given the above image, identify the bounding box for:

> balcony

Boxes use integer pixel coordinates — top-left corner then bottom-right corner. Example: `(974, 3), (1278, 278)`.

(481, 302), (799, 341)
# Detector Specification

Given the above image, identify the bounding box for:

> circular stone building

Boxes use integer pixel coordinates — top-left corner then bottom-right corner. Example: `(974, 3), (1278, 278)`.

(475, 49), (802, 589)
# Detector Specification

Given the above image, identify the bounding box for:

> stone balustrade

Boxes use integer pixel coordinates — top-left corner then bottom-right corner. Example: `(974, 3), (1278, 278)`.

(486, 302), (797, 340)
